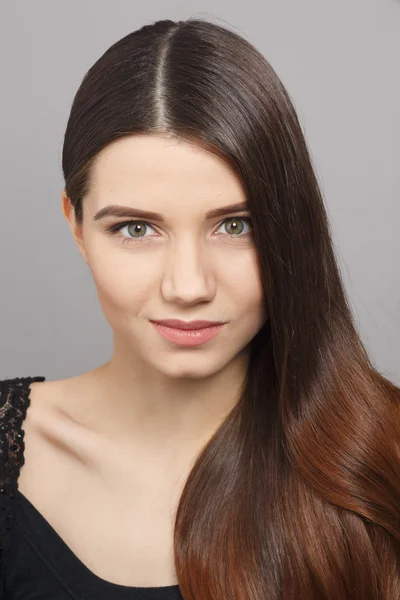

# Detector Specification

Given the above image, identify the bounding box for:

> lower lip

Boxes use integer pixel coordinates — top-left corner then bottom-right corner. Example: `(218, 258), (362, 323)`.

(151, 322), (225, 346)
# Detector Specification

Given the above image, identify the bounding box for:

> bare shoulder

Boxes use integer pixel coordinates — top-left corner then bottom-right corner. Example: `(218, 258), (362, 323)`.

(28, 371), (102, 433)
(18, 373), (100, 503)
(28, 377), (66, 421)
(27, 375), (86, 437)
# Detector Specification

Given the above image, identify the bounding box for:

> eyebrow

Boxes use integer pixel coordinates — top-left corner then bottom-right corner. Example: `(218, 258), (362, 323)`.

(93, 201), (249, 222)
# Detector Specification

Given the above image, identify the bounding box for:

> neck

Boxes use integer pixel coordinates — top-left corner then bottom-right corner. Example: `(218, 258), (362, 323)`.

(81, 345), (249, 455)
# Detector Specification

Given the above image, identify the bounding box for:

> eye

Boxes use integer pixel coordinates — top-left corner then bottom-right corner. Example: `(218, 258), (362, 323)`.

(216, 217), (253, 238)
(106, 220), (157, 243)
(106, 216), (253, 244)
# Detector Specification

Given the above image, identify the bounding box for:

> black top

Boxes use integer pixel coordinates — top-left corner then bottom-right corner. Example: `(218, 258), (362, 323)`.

(0, 376), (183, 599)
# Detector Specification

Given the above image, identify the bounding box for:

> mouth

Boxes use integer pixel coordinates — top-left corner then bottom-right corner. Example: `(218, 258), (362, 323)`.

(150, 321), (226, 347)
(149, 319), (226, 330)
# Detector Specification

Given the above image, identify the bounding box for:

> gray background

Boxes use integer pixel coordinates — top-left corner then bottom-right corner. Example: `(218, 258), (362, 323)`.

(0, 0), (399, 385)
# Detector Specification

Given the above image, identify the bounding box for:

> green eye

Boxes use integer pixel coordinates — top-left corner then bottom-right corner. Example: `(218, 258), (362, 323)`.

(106, 216), (253, 244)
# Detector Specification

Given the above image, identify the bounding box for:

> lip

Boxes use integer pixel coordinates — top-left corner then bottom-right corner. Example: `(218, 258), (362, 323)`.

(150, 319), (225, 330)
(151, 321), (225, 347)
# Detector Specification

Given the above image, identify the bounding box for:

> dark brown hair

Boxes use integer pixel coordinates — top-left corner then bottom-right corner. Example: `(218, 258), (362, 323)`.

(62, 17), (400, 599)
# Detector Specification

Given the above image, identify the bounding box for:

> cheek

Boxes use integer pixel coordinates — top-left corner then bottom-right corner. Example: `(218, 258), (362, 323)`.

(223, 252), (265, 307)
(87, 251), (155, 311)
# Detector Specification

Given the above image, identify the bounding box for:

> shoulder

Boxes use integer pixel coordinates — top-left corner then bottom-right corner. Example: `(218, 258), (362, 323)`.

(0, 372), (110, 496)
(0, 375), (89, 434)
(0, 376), (46, 477)
(0, 376), (47, 445)
(0, 375), (96, 511)
(0, 376), (46, 414)
(0, 375), (82, 481)
(0, 376), (46, 542)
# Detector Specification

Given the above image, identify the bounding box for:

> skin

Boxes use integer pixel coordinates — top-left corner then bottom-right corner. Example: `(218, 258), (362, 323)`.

(18, 133), (267, 586)
(61, 133), (267, 455)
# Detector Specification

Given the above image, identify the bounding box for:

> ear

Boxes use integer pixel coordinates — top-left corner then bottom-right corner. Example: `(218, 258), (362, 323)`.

(61, 191), (89, 264)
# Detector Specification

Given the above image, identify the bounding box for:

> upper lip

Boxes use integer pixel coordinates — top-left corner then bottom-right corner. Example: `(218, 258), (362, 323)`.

(150, 319), (226, 330)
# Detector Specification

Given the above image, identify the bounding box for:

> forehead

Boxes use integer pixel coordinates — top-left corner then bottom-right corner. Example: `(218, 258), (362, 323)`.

(88, 134), (246, 204)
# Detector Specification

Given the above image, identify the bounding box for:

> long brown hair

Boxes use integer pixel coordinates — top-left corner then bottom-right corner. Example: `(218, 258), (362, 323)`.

(61, 17), (400, 599)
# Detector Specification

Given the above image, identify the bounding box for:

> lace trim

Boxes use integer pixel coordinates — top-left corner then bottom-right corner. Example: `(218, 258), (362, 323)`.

(0, 376), (45, 543)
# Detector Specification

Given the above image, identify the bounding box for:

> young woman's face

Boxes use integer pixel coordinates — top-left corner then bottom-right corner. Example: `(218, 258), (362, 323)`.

(66, 134), (267, 379)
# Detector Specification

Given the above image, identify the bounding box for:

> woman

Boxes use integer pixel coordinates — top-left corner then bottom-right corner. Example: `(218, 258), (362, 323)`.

(0, 17), (399, 600)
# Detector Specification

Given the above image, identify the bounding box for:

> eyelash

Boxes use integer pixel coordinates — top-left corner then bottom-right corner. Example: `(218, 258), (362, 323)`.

(105, 216), (254, 245)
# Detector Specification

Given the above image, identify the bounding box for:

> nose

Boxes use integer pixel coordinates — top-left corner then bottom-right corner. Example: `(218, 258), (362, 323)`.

(160, 237), (216, 305)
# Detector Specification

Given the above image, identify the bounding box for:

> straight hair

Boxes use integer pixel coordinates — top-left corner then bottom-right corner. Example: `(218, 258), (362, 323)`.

(62, 18), (400, 599)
